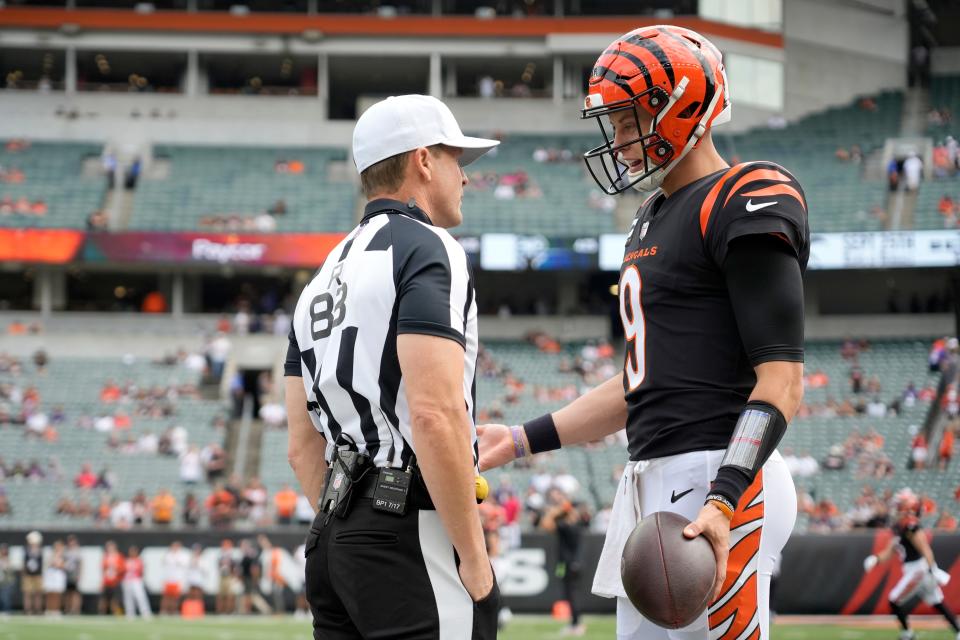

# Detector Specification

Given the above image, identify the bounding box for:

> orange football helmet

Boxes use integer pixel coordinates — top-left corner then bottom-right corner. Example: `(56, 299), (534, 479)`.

(582, 25), (731, 194)
(894, 488), (920, 515)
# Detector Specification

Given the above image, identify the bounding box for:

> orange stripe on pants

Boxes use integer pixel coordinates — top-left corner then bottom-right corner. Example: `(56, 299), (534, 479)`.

(709, 471), (764, 639)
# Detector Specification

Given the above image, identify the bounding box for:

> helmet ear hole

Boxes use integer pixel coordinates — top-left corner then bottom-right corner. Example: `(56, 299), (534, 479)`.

(677, 101), (700, 119)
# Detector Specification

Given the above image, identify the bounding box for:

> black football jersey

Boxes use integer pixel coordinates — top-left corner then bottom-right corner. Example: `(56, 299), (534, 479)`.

(894, 515), (923, 562)
(618, 162), (810, 460)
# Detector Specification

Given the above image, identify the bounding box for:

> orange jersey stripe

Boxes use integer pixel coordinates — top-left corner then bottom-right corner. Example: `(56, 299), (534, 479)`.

(722, 168), (791, 208)
(699, 163), (749, 237)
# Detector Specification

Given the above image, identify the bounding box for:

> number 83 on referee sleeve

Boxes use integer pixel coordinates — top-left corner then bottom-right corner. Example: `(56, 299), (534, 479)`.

(619, 265), (645, 390)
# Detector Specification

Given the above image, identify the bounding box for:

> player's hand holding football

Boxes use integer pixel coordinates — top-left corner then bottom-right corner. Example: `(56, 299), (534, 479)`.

(683, 502), (730, 601)
(476, 423), (516, 471)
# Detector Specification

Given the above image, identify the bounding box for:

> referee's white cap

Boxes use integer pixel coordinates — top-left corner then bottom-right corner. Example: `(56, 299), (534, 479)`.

(353, 94), (499, 173)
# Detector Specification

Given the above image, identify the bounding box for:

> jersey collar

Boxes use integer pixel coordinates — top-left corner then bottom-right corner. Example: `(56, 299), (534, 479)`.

(361, 198), (433, 225)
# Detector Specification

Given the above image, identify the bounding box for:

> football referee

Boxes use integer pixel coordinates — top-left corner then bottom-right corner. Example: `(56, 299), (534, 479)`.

(284, 94), (501, 639)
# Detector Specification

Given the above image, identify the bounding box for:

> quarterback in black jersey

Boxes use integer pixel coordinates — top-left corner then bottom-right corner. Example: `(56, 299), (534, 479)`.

(864, 490), (959, 640)
(479, 25), (805, 639)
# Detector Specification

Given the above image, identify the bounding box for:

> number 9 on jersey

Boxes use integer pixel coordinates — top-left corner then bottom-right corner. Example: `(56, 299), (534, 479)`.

(619, 265), (645, 390)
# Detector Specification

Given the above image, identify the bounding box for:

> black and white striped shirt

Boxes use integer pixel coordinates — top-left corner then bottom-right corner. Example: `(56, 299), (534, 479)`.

(285, 198), (479, 469)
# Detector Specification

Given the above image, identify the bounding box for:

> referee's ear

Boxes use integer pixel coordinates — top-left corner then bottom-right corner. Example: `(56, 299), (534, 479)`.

(410, 146), (434, 183)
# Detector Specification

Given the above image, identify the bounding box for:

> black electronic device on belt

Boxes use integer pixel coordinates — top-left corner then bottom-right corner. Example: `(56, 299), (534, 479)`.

(320, 440), (371, 521)
(372, 466), (412, 516)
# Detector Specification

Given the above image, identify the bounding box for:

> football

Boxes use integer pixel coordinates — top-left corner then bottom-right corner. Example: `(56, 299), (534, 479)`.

(620, 511), (717, 629)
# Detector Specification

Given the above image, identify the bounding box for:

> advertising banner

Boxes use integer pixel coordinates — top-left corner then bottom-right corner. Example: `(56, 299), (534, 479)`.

(82, 232), (347, 267)
(0, 228), (85, 264)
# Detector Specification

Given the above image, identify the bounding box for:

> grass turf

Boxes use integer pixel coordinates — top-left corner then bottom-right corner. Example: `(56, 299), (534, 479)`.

(0, 616), (956, 639)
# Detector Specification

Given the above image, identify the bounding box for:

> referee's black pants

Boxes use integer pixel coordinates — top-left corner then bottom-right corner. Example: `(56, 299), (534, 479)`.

(304, 495), (500, 639)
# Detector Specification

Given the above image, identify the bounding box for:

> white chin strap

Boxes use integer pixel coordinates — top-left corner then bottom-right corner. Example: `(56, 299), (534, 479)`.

(626, 75), (729, 193)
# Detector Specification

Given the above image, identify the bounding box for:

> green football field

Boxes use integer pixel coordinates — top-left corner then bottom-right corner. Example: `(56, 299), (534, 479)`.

(0, 616), (957, 640)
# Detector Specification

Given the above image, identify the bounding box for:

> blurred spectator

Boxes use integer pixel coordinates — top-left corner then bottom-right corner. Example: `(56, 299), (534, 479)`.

(784, 449), (819, 478)
(242, 477), (268, 525)
(478, 75), (495, 98)
(64, 535), (82, 615)
(260, 535), (287, 613)
(206, 333), (231, 382)
(206, 483), (237, 528)
(234, 302), (251, 335)
(100, 380), (122, 403)
(823, 445), (846, 471)
(152, 488), (177, 526)
(110, 497), (135, 530)
(260, 401), (286, 428)
(96, 466), (116, 490)
(940, 426), (955, 471)
(539, 488), (588, 637)
(887, 157), (900, 191)
(254, 212), (276, 232)
(239, 539), (270, 614)
(910, 433), (928, 470)
(131, 489), (149, 525)
(850, 366), (864, 394)
(161, 541), (187, 615)
(125, 157), (142, 190)
(272, 309), (291, 337)
(903, 382), (919, 408)
(902, 153), (923, 191)
(866, 397), (887, 418)
(186, 544), (206, 602)
(203, 443), (228, 482)
(32, 350), (48, 373)
(22, 531), (44, 615)
(274, 484), (298, 525)
(99, 540), (124, 615)
(179, 446), (204, 484)
(86, 209), (109, 230)
(74, 463), (97, 489)
(0, 544), (13, 614)
(804, 369), (829, 388)
(182, 492), (201, 527)
(123, 546), (152, 619)
(216, 540), (238, 614)
(810, 499), (841, 532)
(43, 539), (66, 616)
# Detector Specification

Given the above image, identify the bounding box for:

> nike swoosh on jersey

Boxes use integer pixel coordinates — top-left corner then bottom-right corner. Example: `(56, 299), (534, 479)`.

(670, 488), (694, 503)
(745, 199), (778, 212)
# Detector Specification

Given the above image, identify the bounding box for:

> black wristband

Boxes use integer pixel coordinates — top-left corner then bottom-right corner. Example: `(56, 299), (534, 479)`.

(523, 413), (561, 454)
(709, 465), (751, 511)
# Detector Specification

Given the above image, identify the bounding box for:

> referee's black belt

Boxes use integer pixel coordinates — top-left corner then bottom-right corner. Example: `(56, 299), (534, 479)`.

(354, 467), (436, 511)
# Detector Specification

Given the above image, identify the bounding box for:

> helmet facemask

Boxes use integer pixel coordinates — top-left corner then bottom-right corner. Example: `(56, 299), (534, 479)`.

(582, 85), (674, 195)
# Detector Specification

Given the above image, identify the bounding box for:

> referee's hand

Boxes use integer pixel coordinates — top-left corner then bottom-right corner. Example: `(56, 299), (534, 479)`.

(459, 557), (495, 603)
(477, 423), (515, 471)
